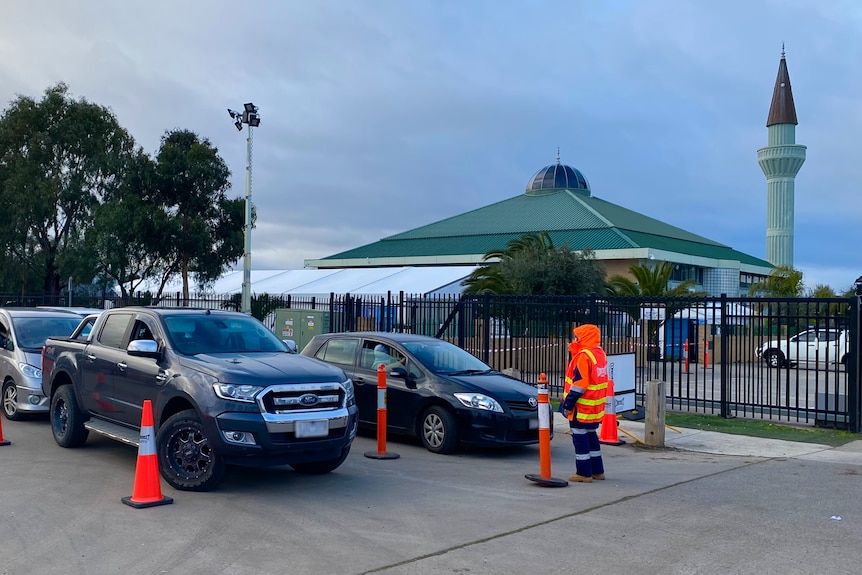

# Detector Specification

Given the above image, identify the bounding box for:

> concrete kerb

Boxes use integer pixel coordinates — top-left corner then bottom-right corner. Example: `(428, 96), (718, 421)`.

(552, 411), (862, 462)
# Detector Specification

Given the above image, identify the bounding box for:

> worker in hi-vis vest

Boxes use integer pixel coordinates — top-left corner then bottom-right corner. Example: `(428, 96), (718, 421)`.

(560, 324), (609, 483)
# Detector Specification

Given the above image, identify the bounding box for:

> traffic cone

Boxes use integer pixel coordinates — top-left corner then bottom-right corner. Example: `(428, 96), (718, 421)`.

(122, 400), (173, 508)
(599, 378), (625, 446)
(0, 414), (10, 446)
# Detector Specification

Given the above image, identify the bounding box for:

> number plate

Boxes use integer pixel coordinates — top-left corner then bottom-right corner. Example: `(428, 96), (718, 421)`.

(528, 418), (539, 430)
(295, 420), (329, 438)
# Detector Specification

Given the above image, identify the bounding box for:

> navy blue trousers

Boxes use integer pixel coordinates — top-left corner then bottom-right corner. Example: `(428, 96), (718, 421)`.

(570, 420), (604, 478)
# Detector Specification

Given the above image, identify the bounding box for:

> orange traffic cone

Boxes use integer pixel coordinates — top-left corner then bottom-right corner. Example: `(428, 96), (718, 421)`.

(599, 378), (625, 446)
(122, 400), (173, 508)
(0, 414), (10, 446)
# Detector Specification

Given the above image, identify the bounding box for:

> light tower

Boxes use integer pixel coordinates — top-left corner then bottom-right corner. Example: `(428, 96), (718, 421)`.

(227, 103), (260, 315)
(757, 46), (805, 268)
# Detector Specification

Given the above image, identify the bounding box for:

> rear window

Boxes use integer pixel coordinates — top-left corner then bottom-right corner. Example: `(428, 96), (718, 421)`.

(98, 313), (134, 349)
(315, 338), (359, 366)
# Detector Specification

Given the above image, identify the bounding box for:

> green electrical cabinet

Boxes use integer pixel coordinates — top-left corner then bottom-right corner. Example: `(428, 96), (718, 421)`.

(273, 309), (331, 352)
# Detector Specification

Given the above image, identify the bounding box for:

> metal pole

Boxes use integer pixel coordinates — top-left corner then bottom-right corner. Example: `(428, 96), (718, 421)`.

(242, 124), (253, 315)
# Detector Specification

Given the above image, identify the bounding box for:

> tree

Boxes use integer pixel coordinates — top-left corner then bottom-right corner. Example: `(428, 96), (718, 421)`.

(607, 261), (701, 297)
(153, 130), (245, 300)
(747, 265), (804, 297)
(84, 148), (174, 298)
(462, 232), (605, 296)
(0, 83), (134, 295)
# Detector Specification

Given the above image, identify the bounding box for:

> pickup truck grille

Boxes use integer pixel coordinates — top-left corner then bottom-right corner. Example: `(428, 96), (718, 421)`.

(258, 383), (345, 415)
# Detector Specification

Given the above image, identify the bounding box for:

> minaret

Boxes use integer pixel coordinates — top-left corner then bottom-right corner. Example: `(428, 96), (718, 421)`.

(757, 46), (806, 267)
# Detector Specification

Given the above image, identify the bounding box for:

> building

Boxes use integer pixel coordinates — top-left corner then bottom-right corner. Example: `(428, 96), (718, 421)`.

(757, 46), (805, 268)
(306, 157), (773, 297)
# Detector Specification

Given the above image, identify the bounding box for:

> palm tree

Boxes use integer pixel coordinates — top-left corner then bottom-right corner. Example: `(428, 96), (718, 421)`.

(747, 265), (804, 297)
(607, 262), (702, 297)
(462, 232), (555, 294)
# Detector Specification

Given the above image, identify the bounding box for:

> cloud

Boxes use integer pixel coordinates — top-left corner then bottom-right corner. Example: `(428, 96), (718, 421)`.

(1, 0), (859, 291)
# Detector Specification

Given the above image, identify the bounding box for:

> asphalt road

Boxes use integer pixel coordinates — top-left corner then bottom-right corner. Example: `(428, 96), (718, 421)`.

(2, 415), (860, 575)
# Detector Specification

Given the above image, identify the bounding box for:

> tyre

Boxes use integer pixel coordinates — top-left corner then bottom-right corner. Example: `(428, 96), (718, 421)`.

(420, 405), (459, 454)
(2, 381), (25, 421)
(290, 445), (351, 474)
(50, 385), (89, 447)
(763, 350), (785, 368)
(157, 409), (226, 492)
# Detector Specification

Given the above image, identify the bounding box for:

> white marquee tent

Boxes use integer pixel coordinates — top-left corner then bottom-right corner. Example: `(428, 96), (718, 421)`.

(129, 266), (480, 297)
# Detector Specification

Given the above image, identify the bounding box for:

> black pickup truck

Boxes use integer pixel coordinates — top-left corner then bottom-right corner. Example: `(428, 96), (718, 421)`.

(41, 307), (358, 491)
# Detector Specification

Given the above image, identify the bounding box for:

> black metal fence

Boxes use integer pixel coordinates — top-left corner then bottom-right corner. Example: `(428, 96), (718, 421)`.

(6, 290), (859, 431)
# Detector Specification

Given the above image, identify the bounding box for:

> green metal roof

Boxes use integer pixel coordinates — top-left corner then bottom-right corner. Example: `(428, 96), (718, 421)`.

(318, 188), (770, 267)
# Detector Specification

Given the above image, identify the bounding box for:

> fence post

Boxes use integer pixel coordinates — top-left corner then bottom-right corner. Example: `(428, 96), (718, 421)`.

(482, 292), (490, 364)
(719, 293), (730, 418)
(457, 296), (467, 348)
(850, 290), (860, 433)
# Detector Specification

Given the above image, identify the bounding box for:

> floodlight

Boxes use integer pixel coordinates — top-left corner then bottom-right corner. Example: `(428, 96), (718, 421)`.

(244, 102), (257, 113)
(247, 113), (260, 127)
(234, 119), (243, 131)
(228, 108), (239, 119)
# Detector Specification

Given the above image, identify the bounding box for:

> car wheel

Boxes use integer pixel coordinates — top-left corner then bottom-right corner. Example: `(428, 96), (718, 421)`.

(763, 350), (784, 368)
(290, 445), (351, 474)
(2, 380), (25, 421)
(50, 385), (89, 447)
(420, 405), (459, 454)
(157, 409), (226, 492)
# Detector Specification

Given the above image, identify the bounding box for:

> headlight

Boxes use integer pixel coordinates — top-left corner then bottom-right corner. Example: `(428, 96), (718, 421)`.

(453, 392), (503, 413)
(213, 383), (263, 403)
(342, 378), (355, 406)
(19, 363), (41, 379)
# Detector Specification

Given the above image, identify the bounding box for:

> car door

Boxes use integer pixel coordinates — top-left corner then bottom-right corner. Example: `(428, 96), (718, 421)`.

(311, 335), (362, 410)
(112, 314), (165, 427)
(80, 312), (134, 419)
(353, 339), (423, 432)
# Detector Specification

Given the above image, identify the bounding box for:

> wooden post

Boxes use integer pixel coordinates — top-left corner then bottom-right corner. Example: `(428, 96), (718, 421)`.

(644, 379), (666, 447)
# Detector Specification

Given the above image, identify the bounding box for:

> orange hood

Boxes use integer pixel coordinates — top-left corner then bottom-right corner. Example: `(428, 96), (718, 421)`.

(573, 324), (601, 349)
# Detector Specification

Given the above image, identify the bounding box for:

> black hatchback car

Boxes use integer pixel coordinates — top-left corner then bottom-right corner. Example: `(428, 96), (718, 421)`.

(301, 332), (550, 454)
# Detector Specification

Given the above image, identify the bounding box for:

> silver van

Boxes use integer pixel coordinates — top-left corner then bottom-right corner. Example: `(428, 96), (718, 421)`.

(1, 308), (84, 420)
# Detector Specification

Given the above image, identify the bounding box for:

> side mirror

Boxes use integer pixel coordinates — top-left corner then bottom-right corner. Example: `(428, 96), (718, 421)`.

(388, 366), (409, 379)
(127, 339), (161, 359)
(4, 339), (14, 351)
(282, 339), (298, 353)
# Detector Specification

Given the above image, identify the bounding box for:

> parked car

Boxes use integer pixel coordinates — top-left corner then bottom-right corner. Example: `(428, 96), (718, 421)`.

(301, 332), (550, 454)
(755, 328), (849, 368)
(1, 308), (85, 420)
(42, 307), (358, 491)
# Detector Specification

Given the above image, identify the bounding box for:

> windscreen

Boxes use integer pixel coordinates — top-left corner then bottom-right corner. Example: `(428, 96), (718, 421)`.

(164, 314), (288, 355)
(13, 316), (84, 350)
(403, 339), (491, 374)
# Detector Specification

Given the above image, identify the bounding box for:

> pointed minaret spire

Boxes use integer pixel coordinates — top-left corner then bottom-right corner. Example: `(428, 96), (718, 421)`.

(758, 47), (806, 268)
(556, 147), (560, 165)
(767, 45), (798, 126)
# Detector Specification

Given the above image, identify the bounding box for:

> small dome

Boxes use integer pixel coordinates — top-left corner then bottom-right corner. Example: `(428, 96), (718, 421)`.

(526, 163), (590, 194)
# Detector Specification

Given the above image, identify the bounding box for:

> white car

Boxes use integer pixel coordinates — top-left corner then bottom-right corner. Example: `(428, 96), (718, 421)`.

(756, 328), (849, 368)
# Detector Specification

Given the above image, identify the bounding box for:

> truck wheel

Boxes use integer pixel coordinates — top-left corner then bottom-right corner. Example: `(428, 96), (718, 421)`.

(420, 405), (459, 454)
(290, 445), (351, 474)
(763, 350), (784, 368)
(157, 409), (226, 492)
(50, 385), (89, 447)
(2, 380), (25, 421)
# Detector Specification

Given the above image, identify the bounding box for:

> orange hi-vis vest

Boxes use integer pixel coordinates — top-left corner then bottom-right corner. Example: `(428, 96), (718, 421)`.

(563, 348), (609, 423)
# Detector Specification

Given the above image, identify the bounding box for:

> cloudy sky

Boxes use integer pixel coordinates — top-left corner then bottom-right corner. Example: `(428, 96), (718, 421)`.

(1, 0), (859, 292)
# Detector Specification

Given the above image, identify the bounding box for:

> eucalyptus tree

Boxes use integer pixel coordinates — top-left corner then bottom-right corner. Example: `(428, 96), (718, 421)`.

(0, 83), (134, 295)
(153, 129), (246, 300)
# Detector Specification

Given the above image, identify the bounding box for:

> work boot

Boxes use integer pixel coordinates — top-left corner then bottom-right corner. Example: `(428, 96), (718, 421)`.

(592, 473), (605, 480)
(568, 474), (592, 483)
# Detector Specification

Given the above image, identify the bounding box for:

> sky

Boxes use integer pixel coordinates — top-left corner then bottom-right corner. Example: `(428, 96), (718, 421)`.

(1, 0), (859, 293)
